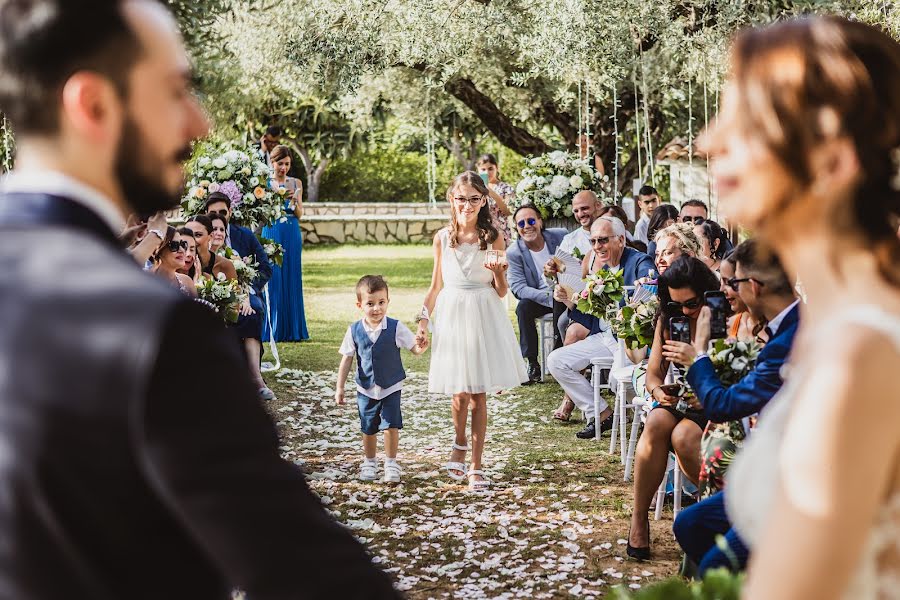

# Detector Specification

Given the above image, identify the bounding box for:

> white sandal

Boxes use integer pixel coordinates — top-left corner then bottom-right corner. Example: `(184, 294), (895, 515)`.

(446, 443), (468, 481)
(467, 469), (491, 491)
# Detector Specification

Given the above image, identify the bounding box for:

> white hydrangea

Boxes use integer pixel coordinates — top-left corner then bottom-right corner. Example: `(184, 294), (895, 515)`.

(569, 175), (584, 189)
(548, 175), (570, 198)
(213, 157), (228, 169)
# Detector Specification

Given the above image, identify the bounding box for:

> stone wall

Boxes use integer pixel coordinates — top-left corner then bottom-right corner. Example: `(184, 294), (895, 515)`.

(303, 202), (450, 216)
(300, 215), (448, 245)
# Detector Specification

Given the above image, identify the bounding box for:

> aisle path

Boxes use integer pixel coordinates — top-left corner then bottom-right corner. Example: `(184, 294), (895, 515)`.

(269, 369), (680, 598)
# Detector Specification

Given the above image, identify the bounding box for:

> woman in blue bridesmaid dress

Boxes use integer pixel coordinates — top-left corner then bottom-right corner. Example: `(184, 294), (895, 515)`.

(262, 145), (309, 342)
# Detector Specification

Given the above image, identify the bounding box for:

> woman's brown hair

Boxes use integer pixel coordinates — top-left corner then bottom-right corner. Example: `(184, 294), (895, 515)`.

(270, 144), (292, 164)
(729, 16), (900, 286)
(151, 226), (177, 262)
(445, 171), (499, 250)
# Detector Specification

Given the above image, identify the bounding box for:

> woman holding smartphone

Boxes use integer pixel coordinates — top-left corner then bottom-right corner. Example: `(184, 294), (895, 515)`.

(476, 154), (513, 247)
(626, 255), (719, 560)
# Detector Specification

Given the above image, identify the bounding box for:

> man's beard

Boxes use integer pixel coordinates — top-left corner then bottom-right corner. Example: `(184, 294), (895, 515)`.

(114, 117), (193, 219)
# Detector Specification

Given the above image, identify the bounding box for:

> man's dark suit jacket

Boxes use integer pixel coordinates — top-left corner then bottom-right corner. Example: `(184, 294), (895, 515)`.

(228, 223), (272, 296)
(687, 304), (800, 422)
(0, 192), (399, 599)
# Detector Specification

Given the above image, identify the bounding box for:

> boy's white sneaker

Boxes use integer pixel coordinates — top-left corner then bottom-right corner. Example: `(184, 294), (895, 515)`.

(359, 460), (378, 481)
(383, 461), (401, 484)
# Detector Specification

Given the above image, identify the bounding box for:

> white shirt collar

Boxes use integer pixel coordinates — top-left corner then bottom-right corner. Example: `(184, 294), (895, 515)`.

(1, 170), (126, 233)
(767, 299), (800, 336)
(362, 318), (388, 333)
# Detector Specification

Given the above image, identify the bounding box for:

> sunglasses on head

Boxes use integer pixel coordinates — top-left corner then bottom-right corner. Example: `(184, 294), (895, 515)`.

(208, 209), (229, 217)
(724, 277), (758, 292)
(667, 298), (703, 311)
(517, 217), (538, 228)
(680, 215), (705, 224)
(167, 240), (188, 253)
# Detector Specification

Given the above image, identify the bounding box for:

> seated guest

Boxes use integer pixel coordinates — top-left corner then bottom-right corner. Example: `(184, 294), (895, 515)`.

(208, 213), (228, 254)
(547, 216), (654, 436)
(626, 256), (719, 560)
(184, 215), (237, 281)
(149, 226), (196, 298)
(126, 211), (169, 266)
(634, 185), (661, 245)
(507, 204), (567, 384)
(645, 203), (679, 261)
(693, 219), (730, 273)
(679, 199), (709, 225)
(205, 192), (275, 400)
(666, 240), (799, 577)
(175, 226), (200, 283)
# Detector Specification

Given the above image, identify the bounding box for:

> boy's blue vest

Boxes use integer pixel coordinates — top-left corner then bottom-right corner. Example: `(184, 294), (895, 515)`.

(351, 317), (406, 390)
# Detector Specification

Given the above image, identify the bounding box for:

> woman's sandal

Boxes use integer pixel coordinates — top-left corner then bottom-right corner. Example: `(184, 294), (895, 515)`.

(467, 469), (491, 492)
(626, 524), (651, 561)
(553, 397), (576, 422)
(446, 443), (468, 481)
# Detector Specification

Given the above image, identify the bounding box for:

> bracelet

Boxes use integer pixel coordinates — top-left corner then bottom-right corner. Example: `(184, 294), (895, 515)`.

(649, 385), (662, 398)
(147, 228), (165, 240)
(414, 306), (430, 324)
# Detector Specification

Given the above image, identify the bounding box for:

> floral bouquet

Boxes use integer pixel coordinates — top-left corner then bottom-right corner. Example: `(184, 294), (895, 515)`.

(512, 150), (613, 219)
(575, 268), (625, 318)
(195, 274), (243, 323)
(257, 234), (284, 268)
(709, 338), (763, 386)
(182, 145), (285, 229)
(218, 247), (259, 294)
(609, 297), (660, 350)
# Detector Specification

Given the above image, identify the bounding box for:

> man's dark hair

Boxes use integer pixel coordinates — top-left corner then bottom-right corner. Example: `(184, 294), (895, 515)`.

(265, 125), (282, 137)
(680, 199), (709, 213)
(203, 192), (230, 212)
(0, 0), (146, 134)
(638, 185), (658, 198)
(356, 275), (388, 301)
(731, 239), (794, 296)
(512, 203), (543, 232)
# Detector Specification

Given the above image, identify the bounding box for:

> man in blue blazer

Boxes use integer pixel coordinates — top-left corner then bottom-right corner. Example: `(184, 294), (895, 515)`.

(205, 193), (275, 400)
(664, 239), (799, 575)
(507, 204), (568, 384)
(548, 216), (655, 438)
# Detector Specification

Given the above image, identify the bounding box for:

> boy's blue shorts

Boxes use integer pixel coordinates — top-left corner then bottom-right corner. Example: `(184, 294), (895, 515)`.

(357, 390), (403, 435)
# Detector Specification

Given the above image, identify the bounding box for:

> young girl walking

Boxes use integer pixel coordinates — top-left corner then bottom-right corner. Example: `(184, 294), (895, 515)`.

(416, 171), (527, 491)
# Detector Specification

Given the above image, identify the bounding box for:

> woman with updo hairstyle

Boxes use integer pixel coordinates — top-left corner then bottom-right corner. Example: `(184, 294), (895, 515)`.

(693, 219), (729, 273)
(704, 16), (900, 599)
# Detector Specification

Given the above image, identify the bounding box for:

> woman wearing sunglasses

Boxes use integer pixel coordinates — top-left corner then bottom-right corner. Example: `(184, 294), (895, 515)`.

(184, 215), (237, 281)
(626, 255), (718, 560)
(150, 226), (197, 298)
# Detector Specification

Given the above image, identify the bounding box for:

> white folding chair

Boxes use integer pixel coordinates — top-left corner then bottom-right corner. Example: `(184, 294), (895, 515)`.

(538, 313), (556, 381)
(655, 453), (685, 520)
(590, 356), (614, 441)
(609, 339), (638, 462)
(623, 365), (675, 482)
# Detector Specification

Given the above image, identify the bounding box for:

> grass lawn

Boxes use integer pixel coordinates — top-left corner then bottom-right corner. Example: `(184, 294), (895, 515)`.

(263, 244), (681, 598)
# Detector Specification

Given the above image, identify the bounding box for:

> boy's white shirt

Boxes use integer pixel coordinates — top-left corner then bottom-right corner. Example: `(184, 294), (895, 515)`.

(339, 318), (417, 399)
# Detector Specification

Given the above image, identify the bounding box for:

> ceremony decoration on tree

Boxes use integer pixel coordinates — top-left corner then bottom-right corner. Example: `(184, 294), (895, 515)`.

(513, 151), (613, 219)
(195, 274), (243, 323)
(182, 145), (285, 229)
(575, 268), (625, 318)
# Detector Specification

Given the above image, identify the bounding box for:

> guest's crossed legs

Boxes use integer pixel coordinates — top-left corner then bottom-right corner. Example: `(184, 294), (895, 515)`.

(629, 408), (702, 549)
(514, 299), (553, 363)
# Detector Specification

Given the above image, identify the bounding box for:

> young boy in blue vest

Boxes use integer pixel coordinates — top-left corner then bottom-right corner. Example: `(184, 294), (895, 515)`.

(336, 275), (428, 483)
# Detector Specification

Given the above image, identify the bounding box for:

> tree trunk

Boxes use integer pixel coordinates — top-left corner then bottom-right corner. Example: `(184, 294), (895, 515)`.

(308, 158), (329, 203)
(444, 78), (551, 157)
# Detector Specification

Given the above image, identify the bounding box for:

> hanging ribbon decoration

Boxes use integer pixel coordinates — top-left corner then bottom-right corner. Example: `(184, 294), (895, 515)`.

(425, 117), (437, 207)
(687, 78), (694, 200)
(633, 73), (643, 183)
(612, 84), (619, 196)
(261, 284), (281, 373)
(640, 46), (655, 185)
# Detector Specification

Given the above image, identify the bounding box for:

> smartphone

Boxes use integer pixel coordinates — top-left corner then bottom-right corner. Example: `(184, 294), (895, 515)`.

(659, 383), (683, 396)
(705, 291), (729, 340)
(669, 316), (691, 344)
(479, 172), (489, 185)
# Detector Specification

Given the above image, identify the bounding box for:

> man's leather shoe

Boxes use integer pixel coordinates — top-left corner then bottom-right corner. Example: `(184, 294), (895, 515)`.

(575, 414), (614, 439)
(527, 360), (542, 384)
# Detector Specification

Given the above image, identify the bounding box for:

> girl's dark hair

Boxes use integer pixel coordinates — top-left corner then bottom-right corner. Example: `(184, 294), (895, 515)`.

(696, 219), (729, 260)
(446, 171), (499, 250)
(476, 153), (498, 168)
(187, 214), (213, 235)
(657, 255), (721, 334)
(647, 204), (679, 240)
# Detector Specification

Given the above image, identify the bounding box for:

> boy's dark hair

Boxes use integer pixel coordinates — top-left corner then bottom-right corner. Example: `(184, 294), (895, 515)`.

(265, 125), (282, 137)
(356, 275), (389, 301)
(0, 0), (147, 134)
(203, 192), (230, 211)
(638, 185), (659, 198)
(731, 239), (794, 296)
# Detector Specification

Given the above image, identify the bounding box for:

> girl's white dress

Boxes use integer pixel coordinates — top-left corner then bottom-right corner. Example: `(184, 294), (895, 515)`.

(428, 228), (528, 394)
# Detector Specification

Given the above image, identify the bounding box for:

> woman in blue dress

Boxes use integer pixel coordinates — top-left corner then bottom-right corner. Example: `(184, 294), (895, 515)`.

(262, 145), (309, 341)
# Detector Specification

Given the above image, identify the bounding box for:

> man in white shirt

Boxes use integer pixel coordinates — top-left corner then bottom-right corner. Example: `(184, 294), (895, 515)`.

(558, 190), (604, 258)
(633, 185), (660, 245)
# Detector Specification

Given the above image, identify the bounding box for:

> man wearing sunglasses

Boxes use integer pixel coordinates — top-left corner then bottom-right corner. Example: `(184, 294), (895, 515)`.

(663, 240), (799, 578)
(679, 199), (709, 225)
(507, 204), (568, 384)
(547, 216), (655, 439)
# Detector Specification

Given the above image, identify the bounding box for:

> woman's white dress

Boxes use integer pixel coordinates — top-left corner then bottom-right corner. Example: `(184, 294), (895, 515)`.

(726, 305), (900, 599)
(428, 228), (528, 394)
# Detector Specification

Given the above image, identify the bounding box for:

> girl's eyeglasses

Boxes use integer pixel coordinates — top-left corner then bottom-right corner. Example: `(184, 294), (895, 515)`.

(517, 218), (538, 228)
(667, 298), (703, 311)
(453, 196), (484, 207)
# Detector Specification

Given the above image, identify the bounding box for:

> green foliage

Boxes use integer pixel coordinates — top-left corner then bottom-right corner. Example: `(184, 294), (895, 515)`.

(609, 569), (744, 600)
(318, 144), (429, 203)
